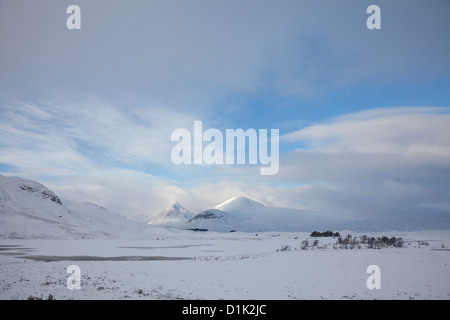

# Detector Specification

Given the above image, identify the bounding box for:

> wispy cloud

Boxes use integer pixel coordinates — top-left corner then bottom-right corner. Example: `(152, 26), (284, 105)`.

(0, 98), (196, 175)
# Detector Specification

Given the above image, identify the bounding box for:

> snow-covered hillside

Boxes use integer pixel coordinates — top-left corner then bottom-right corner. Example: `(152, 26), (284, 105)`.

(0, 175), (149, 239)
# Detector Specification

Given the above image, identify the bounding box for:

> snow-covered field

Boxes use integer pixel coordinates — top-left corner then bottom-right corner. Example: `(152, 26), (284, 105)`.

(1, 230), (449, 300)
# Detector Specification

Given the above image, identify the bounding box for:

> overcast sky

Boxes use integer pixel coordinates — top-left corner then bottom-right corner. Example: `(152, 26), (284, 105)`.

(1, 0), (449, 218)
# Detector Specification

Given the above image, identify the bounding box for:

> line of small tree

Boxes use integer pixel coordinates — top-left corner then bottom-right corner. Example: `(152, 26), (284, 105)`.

(291, 234), (405, 251)
(310, 230), (341, 238)
(278, 233), (406, 251)
(335, 234), (404, 249)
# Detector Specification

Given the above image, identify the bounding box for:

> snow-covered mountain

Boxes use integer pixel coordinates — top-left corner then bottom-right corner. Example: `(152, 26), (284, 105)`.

(148, 196), (450, 232)
(2, 175), (449, 237)
(0, 175), (149, 239)
(146, 202), (195, 227)
(188, 196), (352, 232)
(148, 196), (349, 232)
(215, 196), (267, 213)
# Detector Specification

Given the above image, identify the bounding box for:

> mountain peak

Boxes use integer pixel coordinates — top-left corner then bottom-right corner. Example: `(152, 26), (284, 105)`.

(171, 201), (183, 210)
(215, 196), (266, 211)
(148, 202), (194, 226)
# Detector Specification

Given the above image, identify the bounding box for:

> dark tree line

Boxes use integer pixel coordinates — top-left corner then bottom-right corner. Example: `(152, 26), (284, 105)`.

(335, 234), (404, 249)
(279, 233), (406, 251)
(310, 230), (340, 238)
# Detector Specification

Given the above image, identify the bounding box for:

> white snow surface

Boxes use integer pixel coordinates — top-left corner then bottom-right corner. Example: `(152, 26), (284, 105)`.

(1, 230), (449, 300)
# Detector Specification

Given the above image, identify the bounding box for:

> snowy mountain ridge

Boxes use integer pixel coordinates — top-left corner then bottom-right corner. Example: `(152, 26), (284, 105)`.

(149, 196), (450, 232)
(0, 175), (149, 239)
(146, 196), (350, 232)
(1, 174), (450, 238)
